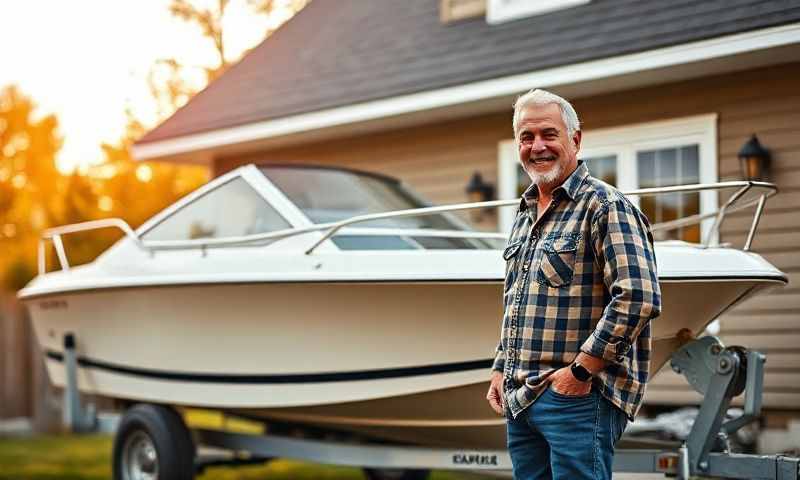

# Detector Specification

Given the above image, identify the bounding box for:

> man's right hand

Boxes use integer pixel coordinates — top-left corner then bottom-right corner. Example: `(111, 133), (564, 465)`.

(486, 370), (504, 416)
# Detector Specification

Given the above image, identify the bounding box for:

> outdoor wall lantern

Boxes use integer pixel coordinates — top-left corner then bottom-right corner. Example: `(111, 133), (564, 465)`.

(465, 171), (495, 222)
(466, 171), (495, 203)
(738, 134), (771, 182)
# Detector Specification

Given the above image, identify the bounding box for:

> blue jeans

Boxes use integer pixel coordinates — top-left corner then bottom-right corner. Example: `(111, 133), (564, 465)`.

(506, 385), (627, 480)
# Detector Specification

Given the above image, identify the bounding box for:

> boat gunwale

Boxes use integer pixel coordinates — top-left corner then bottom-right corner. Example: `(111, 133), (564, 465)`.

(18, 274), (788, 301)
(34, 176), (778, 275)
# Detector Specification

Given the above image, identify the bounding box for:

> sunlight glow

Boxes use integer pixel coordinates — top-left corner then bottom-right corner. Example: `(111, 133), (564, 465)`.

(2, 144), (15, 158)
(11, 174), (26, 189)
(13, 133), (29, 151)
(136, 164), (153, 182)
(95, 164), (119, 179)
(98, 196), (114, 212)
(2, 224), (17, 238)
(2, 0), (285, 174)
(31, 207), (45, 229)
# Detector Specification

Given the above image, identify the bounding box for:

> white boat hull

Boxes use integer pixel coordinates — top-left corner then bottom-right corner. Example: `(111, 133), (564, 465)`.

(27, 277), (779, 448)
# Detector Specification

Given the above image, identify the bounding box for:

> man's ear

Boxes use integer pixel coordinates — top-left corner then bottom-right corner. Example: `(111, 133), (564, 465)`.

(572, 130), (582, 153)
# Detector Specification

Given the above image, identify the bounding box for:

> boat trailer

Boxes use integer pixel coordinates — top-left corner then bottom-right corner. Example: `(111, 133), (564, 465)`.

(62, 333), (799, 479)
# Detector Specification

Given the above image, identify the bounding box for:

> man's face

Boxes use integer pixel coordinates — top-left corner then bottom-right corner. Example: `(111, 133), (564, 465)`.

(516, 103), (581, 190)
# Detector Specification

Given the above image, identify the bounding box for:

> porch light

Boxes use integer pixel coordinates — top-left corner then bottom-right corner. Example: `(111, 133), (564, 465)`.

(738, 135), (771, 182)
(465, 171), (495, 222)
(465, 171), (495, 203)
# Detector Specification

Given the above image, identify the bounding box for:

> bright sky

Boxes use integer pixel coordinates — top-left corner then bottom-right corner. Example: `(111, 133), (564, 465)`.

(1, 0), (292, 173)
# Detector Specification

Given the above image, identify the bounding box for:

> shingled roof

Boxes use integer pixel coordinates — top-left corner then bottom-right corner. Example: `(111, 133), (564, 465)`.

(137, 0), (800, 145)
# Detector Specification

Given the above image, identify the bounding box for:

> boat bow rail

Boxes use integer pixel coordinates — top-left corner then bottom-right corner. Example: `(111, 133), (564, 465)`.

(37, 180), (777, 274)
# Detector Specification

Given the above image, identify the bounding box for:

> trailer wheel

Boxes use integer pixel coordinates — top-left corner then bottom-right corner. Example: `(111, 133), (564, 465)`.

(363, 468), (430, 480)
(113, 404), (195, 480)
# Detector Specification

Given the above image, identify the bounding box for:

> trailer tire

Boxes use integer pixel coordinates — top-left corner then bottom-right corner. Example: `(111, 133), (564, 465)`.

(113, 403), (195, 480)
(363, 468), (431, 480)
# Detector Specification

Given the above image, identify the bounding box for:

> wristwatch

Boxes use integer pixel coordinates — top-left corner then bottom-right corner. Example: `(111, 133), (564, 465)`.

(570, 362), (593, 382)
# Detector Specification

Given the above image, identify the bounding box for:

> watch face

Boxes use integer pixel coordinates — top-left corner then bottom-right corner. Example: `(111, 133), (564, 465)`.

(571, 363), (591, 382)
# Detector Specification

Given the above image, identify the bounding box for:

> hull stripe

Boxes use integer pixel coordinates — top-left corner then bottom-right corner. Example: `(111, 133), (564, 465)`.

(45, 350), (492, 384)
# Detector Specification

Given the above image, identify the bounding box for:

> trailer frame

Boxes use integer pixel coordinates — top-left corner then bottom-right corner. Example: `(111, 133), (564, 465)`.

(59, 333), (800, 480)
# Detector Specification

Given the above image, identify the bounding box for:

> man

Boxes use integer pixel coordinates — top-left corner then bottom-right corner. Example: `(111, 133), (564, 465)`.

(486, 89), (661, 480)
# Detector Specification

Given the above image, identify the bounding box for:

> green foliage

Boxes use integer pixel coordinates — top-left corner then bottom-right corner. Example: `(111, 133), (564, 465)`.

(0, 434), (111, 480)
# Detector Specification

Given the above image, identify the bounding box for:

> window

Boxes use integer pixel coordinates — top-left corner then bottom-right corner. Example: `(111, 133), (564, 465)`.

(261, 166), (463, 230)
(142, 177), (290, 241)
(261, 166), (502, 250)
(637, 145), (701, 242)
(498, 114), (718, 242)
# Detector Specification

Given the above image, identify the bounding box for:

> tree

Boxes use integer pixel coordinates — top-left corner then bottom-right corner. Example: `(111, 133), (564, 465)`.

(1, 0), (312, 289)
(169, 0), (230, 79)
(91, 109), (207, 233)
(148, 0), (232, 116)
(0, 85), (66, 289)
(249, 0), (312, 37)
(99, 0), (314, 232)
(148, 0), (311, 114)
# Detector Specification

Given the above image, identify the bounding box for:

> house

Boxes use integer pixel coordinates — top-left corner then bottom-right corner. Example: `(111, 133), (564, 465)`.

(133, 0), (800, 423)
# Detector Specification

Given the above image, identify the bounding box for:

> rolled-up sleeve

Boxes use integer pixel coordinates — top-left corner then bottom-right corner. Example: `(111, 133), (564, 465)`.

(580, 198), (661, 364)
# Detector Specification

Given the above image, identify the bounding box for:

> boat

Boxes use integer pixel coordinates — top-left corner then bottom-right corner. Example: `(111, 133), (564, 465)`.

(18, 164), (786, 452)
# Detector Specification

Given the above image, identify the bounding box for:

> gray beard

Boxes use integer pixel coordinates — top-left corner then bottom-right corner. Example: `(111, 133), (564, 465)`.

(527, 162), (563, 188)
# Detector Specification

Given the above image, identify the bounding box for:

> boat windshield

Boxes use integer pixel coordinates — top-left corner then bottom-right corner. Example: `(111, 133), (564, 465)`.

(260, 166), (500, 250)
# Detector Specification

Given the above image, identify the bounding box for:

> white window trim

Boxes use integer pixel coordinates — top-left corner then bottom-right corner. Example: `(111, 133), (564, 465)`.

(487, 0), (590, 25)
(497, 114), (719, 240)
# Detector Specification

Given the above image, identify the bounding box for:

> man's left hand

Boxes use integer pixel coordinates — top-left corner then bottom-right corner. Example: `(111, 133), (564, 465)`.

(549, 366), (592, 397)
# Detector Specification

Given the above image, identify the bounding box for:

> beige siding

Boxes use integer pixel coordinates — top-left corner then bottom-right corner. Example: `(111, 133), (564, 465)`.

(216, 61), (800, 411)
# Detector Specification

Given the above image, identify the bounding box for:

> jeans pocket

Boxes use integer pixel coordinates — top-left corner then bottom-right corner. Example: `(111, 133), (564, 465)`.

(548, 383), (593, 400)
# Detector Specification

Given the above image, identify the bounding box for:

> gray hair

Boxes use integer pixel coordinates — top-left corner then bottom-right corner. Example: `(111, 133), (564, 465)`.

(512, 89), (580, 138)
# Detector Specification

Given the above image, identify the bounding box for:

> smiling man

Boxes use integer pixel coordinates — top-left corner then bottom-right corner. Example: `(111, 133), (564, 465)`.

(486, 89), (661, 480)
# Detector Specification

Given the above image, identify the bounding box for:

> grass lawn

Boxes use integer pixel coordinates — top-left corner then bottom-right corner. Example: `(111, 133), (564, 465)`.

(0, 434), (492, 480)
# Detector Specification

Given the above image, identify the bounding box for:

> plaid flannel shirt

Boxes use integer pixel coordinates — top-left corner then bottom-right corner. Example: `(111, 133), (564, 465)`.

(493, 161), (661, 420)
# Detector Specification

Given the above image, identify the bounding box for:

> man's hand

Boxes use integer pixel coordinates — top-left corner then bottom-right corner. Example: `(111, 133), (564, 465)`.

(549, 366), (592, 397)
(486, 370), (504, 416)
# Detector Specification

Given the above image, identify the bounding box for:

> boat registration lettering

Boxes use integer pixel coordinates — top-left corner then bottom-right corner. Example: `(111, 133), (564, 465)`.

(452, 453), (499, 467)
(39, 299), (68, 310)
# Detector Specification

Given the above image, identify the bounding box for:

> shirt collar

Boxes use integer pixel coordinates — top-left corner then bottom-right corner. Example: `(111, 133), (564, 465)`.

(520, 160), (589, 211)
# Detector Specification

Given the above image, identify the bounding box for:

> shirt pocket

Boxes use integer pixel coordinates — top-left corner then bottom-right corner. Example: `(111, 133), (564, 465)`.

(503, 239), (524, 294)
(536, 233), (580, 288)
